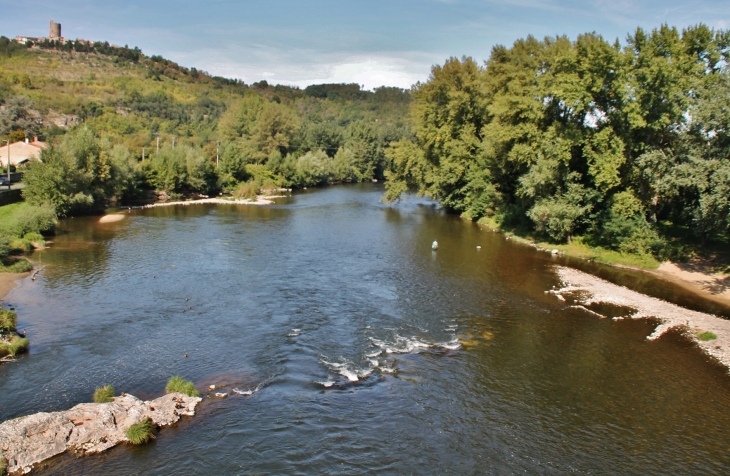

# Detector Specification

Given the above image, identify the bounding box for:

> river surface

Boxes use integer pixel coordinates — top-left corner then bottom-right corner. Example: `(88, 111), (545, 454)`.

(2, 184), (730, 475)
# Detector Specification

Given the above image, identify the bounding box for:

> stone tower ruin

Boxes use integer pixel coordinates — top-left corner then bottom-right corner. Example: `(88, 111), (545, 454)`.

(49, 20), (61, 39)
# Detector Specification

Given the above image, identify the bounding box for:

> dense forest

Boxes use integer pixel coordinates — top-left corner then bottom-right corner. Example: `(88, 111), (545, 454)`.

(385, 24), (730, 259)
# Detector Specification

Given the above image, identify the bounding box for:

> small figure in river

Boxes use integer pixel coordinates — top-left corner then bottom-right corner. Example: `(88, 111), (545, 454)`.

(432, 240), (439, 250)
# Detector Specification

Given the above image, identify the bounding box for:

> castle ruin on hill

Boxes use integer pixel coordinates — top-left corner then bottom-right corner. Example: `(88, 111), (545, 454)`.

(13, 20), (101, 47)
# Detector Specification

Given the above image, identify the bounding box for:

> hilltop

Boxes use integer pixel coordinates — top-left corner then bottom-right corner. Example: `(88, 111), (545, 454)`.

(0, 37), (411, 159)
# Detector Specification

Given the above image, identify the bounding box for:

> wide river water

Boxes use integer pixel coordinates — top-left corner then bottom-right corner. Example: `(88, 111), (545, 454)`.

(2, 184), (730, 475)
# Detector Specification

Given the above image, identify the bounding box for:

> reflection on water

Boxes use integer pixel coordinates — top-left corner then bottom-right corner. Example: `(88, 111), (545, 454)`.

(2, 183), (730, 474)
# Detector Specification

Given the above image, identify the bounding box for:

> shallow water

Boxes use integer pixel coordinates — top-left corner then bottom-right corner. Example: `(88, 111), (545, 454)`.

(2, 184), (730, 475)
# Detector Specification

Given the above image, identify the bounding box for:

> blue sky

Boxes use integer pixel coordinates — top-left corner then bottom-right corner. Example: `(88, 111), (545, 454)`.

(2, 1), (728, 90)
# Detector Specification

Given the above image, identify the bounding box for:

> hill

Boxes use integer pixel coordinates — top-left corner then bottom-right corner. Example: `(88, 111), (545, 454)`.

(0, 37), (411, 171)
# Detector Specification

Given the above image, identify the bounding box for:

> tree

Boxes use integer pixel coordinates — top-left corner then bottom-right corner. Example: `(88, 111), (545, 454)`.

(0, 96), (41, 140)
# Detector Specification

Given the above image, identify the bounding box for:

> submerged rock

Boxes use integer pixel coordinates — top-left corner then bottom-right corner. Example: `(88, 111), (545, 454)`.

(0, 393), (201, 474)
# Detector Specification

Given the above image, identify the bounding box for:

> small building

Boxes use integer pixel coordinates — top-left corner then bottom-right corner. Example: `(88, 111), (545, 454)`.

(0, 138), (46, 168)
(14, 36), (42, 45)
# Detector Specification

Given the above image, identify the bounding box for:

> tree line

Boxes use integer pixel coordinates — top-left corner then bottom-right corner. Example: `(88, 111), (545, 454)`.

(385, 24), (730, 257)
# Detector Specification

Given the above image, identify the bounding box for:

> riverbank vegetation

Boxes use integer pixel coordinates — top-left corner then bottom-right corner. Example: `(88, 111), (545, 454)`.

(385, 25), (730, 267)
(125, 418), (156, 445)
(0, 308), (28, 358)
(2, 26), (729, 270)
(93, 385), (115, 403)
(0, 38), (411, 215)
(165, 376), (198, 397)
(0, 202), (55, 272)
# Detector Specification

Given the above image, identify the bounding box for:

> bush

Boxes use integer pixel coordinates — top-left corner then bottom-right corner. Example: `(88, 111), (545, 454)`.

(0, 335), (29, 357)
(1, 456), (7, 476)
(0, 309), (16, 333)
(0, 259), (32, 273)
(125, 417), (156, 445)
(232, 180), (258, 200)
(93, 385), (115, 403)
(8, 203), (57, 237)
(165, 375), (199, 397)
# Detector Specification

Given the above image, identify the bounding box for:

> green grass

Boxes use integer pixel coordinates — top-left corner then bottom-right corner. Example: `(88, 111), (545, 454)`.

(0, 309), (17, 333)
(1, 455), (7, 476)
(165, 376), (199, 397)
(477, 216), (661, 270)
(0, 259), (33, 273)
(0, 335), (29, 357)
(125, 418), (157, 445)
(536, 239), (660, 269)
(697, 331), (718, 341)
(93, 385), (115, 403)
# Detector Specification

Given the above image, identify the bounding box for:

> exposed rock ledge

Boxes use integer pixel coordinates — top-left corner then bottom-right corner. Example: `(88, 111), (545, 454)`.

(0, 393), (201, 474)
(551, 266), (730, 371)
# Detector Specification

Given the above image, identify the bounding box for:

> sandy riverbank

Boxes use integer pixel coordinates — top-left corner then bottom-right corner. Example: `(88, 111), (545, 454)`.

(650, 261), (730, 309)
(142, 196), (282, 209)
(552, 266), (730, 371)
(0, 272), (29, 301)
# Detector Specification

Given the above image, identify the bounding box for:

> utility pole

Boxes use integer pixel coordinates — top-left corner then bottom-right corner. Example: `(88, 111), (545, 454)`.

(216, 141), (220, 168)
(142, 147), (145, 161)
(172, 136), (176, 149)
(154, 133), (160, 153)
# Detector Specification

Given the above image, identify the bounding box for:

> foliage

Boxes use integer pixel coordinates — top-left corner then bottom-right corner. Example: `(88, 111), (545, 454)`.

(142, 144), (216, 195)
(0, 335), (29, 357)
(0, 203), (57, 238)
(22, 127), (139, 215)
(0, 455), (7, 476)
(165, 376), (199, 397)
(386, 24), (730, 259)
(93, 385), (115, 403)
(0, 96), (41, 139)
(232, 181), (259, 200)
(125, 418), (157, 445)
(0, 309), (16, 334)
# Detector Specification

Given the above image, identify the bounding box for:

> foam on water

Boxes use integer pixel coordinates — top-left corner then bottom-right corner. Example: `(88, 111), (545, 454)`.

(369, 334), (462, 354)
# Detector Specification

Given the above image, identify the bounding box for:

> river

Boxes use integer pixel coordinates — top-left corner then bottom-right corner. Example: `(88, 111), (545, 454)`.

(2, 183), (730, 474)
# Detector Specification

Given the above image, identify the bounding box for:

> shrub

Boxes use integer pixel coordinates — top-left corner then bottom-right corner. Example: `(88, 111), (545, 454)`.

(232, 180), (258, 200)
(0, 309), (16, 333)
(1, 456), (7, 476)
(0, 259), (32, 273)
(93, 385), (115, 403)
(23, 233), (46, 247)
(125, 417), (156, 445)
(8, 203), (56, 237)
(165, 375), (199, 397)
(0, 335), (29, 357)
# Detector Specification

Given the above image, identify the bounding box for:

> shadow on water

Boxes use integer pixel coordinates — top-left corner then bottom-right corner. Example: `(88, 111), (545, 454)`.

(3, 183), (730, 475)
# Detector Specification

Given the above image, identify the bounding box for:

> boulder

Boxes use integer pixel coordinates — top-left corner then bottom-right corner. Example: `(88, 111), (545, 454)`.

(0, 393), (201, 474)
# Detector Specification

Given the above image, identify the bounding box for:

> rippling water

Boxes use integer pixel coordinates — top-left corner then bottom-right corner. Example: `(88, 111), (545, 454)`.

(2, 184), (730, 474)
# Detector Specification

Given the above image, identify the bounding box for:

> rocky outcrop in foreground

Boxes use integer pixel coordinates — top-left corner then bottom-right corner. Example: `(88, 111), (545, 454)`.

(0, 393), (201, 474)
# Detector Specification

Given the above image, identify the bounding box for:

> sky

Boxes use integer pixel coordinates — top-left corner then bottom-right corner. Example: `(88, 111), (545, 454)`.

(1, 1), (728, 90)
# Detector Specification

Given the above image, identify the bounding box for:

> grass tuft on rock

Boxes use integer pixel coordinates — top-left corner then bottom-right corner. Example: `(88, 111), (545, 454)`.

(698, 331), (718, 341)
(125, 418), (156, 445)
(93, 385), (115, 403)
(0, 335), (29, 358)
(165, 375), (199, 397)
